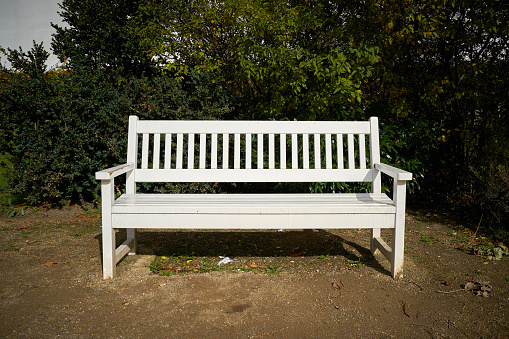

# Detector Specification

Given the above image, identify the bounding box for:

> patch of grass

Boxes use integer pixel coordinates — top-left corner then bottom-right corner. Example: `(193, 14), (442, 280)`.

(69, 226), (96, 237)
(456, 236), (470, 243)
(264, 264), (283, 275)
(418, 233), (441, 244)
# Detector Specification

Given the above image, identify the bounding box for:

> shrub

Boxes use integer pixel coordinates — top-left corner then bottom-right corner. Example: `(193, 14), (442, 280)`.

(0, 44), (232, 205)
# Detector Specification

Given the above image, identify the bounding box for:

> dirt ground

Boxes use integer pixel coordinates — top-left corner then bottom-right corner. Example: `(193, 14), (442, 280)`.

(1, 207), (508, 338)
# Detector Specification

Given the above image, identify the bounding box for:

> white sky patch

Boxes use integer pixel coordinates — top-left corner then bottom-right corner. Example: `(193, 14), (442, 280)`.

(0, 0), (66, 69)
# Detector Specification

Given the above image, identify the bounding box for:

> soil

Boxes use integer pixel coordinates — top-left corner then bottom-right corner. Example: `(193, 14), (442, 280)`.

(1, 206), (508, 338)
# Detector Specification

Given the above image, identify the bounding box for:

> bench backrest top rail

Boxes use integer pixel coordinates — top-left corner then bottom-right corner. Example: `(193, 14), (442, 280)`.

(126, 116), (382, 186)
(136, 119), (371, 134)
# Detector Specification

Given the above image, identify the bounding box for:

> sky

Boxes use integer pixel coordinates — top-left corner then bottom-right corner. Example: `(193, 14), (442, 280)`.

(0, 0), (66, 69)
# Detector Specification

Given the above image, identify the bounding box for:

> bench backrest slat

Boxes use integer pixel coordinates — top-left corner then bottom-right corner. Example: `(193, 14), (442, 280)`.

(126, 116), (381, 188)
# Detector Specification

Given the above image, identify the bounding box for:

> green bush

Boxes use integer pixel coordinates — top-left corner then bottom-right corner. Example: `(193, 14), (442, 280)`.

(0, 44), (232, 205)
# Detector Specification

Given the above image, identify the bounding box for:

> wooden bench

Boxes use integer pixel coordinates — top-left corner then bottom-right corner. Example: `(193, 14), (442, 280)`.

(95, 116), (412, 279)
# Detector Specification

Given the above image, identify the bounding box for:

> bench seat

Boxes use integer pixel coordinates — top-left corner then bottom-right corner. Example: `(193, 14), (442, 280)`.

(111, 193), (397, 229)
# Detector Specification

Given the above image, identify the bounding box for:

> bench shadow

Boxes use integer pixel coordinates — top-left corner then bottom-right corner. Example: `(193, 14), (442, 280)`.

(95, 229), (390, 276)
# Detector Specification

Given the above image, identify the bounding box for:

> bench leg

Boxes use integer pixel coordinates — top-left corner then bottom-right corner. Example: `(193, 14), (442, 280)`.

(391, 180), (407, 279)
(127, 228), (137, 255)
(391, 225), (405, 279)
(103, 225), (116, 279)
(101, 180), (116, 279)
(370, 228), (381, 255)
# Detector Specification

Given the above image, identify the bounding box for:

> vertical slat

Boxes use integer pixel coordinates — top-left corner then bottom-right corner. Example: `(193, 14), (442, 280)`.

(199, 133), (206, 169)
(359, 134), (366, 169)
(223, 133), (229, 169)
(303, 134), (309, 169)
(246, 133), (252, 169)
(211, 134), (218, 169)
(153, 133), (160, 169)
(234, 133), (241, 169)
(325, 134), (332, 169)
(257, 134), (263, 169)
(348, 134), (355, 169)
(370, 117), (381, 194)
(269, 134), (275, 169)
(291, 134), (298, 169)
(337, 134), (344, 169)
(141, 133), (149, 169)
(314, 134), (320, 169)
(280, 134), (286, 169)
(176, 133), (183, 169)
(126, 116), (138, 194)
(164, 133), (172, 169)
(188, 134), (195, 169)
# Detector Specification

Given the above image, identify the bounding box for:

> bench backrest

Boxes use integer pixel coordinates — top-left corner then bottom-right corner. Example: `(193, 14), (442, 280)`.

(126, 116), (382, 193)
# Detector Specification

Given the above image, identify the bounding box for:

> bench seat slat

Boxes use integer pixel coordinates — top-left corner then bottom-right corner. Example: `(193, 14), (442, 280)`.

(112, 213), (396, 230)
(112, 193), (395, 215)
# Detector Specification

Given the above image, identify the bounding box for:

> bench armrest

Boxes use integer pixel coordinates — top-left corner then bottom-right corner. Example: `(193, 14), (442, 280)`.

(374, 163), (412, 181)
(95, 163), (134, 181)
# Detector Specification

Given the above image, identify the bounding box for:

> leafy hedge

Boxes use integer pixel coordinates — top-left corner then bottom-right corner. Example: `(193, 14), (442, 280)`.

(0, 52), (231, 204)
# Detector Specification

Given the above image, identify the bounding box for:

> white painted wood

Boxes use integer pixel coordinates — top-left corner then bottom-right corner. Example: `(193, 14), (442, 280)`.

(372, 236), (391, 259)
(141, 134), (149, 169)
(325, 134), (332, 169)
(337, 134), (344, 169)
(370, 117), (381, 194)
(314, 134), (320, 169)
(188, 133), (195, 169)
(96, 115), (413, 280)
(199, 133), (206, 169)
(95, 163), (134, 180)
(223, 133), (229, 169)
(126, 229), (137, 255)
(375, 163), (413, 181)
(392, 179), (408, 279)
(291, 134), (298, 169)
(115, 237), (135, 263)
(113, 193), (395, 214)
(234, 133), (241, 169)
(303, 134), (309, 169)
(101, 180), (115, 279)
(257, 134), (263, 169)
(153, 134), (160, 169)
(113, 213), (397, 230)
(269, 134), (275, 169)
(370, 228), (381, 255)
(164, 134), (172, 169)
(126, 116), (138, 194)
(211, 134), (218, 169)
(137, 120), (371, 134)
(348, 134), (355, 169)
(280, 134), (286, 169)
(359, 134), (366, 169)
(176, 134), (183, 169)
(134, 168), (374, 183)
(246, 134), (252, 169)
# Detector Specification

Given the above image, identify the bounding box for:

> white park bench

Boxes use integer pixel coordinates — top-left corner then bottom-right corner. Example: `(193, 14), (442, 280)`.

(96, 116), (412, 280)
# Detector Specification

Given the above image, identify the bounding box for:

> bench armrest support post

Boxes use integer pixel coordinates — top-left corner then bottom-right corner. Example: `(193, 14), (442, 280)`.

(373, 162), (412, 279)
(95, 163), (134, 279)
(391, 179), (407, 279)
(100, 178), (116, 279)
